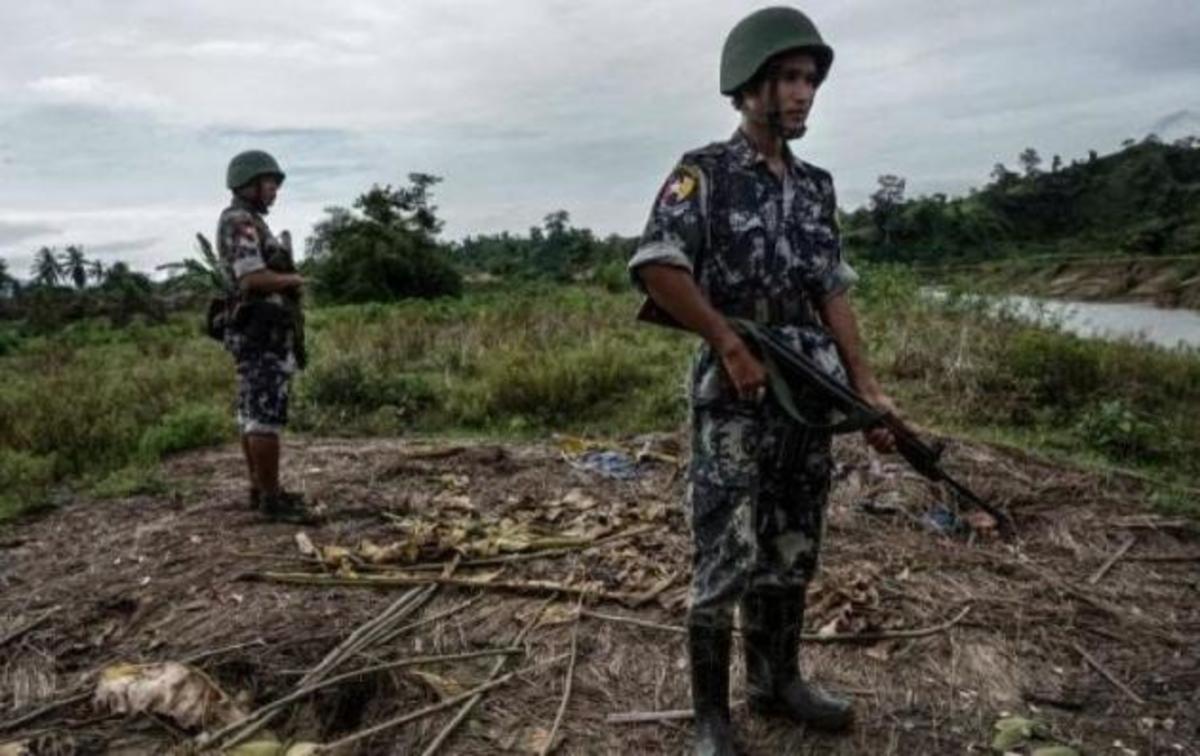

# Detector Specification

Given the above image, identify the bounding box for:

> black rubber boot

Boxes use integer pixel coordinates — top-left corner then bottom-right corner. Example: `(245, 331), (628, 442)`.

(249, 488), (261, 510)
(261, 490), (321, 525)
(742, 589), (853, 732)
(689, 621), (740, 756)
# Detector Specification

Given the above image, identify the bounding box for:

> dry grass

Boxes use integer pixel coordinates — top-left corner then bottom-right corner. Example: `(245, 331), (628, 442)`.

(1, 433), (1197, 754)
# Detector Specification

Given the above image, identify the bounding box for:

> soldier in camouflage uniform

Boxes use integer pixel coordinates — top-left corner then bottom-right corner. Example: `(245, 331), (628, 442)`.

(218, 150), (316, 524)
(629, 8), (897, 754)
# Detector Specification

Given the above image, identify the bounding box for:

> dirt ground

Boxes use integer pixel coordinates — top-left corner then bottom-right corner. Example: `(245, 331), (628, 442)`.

(1, 432), (1197, 755)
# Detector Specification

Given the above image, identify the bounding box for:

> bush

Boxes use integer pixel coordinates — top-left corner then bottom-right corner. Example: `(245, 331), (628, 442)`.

(301, 356), (438, 416)
(1005, 329), (1103, 408)
(137, 403), (233, 460)
(1075, 399), (1160, 462)
(310, 223), (462, 304)
(449, 338), (650, 426)
(0, 449), (56, 520)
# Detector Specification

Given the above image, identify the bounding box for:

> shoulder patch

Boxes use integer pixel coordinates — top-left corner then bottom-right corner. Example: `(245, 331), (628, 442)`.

(232, 219), (260, 245)
(659, 164), (702, 205)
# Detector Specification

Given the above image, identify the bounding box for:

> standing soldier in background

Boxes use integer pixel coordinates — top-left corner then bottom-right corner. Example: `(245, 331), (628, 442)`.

(218, 150), (316, 524)
(629, 8), (897, 754)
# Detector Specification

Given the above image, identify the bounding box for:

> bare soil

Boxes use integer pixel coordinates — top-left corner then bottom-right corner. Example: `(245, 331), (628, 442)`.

(1, 433), (1198, 755)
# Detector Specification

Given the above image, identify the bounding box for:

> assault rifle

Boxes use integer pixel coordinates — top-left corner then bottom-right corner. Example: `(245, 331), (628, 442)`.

(265, 230), (307, 369)
(636, 299), (1015, 539)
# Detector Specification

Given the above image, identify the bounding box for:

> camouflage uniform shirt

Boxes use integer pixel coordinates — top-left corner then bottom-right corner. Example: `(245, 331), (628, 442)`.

(629, 129), (857, 617)
(216, 197), (296, 434)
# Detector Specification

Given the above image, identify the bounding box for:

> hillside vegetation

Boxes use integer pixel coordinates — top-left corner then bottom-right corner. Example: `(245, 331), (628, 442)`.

(843, 136), (1200, 264)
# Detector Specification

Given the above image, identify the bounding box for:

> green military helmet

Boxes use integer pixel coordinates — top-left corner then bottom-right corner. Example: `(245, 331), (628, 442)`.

(720, 6), (834, 96)
(226, 150), (286, 191)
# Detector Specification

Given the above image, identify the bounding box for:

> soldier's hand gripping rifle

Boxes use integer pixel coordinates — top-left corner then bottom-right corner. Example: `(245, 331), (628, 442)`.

(730, 318), (1016, 539)
(266, 230), (307, 369)
(635, 299), (1014, 539)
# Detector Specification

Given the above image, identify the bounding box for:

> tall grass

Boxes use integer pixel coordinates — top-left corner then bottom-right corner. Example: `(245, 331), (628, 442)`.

(1, 275), (1197, 521)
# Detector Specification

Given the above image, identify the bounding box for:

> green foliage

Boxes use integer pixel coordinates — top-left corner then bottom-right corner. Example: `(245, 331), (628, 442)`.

(845, 139), (1200, 263)
(450, 337), (650, 426)
(1075, 400), (1159, 461)
(452, 212), (634, 284)
(851, 263), (922, 311)
(1005, 329), (1104, 407)
(0, 449), (56, 519)
(307, 175), (463, 304)
(137, 403), (234, 460)
(302, 357), (437, 416)
(90, 465), (169, 499)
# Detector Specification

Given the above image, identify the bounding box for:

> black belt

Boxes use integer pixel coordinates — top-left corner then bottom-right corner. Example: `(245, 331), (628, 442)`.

(718, 296), (819, 327)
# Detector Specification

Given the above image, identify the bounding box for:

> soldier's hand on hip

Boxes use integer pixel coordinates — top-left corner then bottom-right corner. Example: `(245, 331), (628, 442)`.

(715, 335), (768, 402)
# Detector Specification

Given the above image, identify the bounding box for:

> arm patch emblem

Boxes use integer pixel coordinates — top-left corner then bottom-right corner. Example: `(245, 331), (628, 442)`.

(660, 165), (701, 205)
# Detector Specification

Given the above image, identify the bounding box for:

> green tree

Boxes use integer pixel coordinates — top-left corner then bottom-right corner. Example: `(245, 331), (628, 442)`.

(869, 174), (907, 251)
(1018, 147), (1042, 177)
(0, 259), (17, 298)
(990, 163), (1018, 189)
(158, 234), (229, 295)
(99, 262), (164, 325)
(31, 247), (61, 287)
(307, 175), (461, 304)
(60, 245), (90, 290)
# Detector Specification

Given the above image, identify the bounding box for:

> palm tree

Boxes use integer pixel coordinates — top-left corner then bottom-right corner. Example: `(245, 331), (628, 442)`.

(31, 247), (61, 287)
(157, 233), (231, 294)
(0, 258), (16, 297)
(87, 259), (104, 284)
(60, 245), (89, 290)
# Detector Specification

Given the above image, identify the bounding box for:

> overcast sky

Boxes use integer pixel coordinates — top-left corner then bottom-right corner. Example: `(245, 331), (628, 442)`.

(2, 0), (1198, 277)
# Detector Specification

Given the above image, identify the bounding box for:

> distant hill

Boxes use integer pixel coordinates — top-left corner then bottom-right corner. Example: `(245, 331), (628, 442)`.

(842, 136), (1200, 264)
(1152, 109), (1200, 143)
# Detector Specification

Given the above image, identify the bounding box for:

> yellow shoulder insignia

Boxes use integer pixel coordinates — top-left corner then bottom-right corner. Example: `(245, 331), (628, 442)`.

(662, 164), (701, 204)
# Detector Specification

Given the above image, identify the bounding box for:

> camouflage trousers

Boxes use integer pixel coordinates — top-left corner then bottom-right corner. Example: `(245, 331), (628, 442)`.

(686, 398), (833, 626)
(234, 349), (295, 436)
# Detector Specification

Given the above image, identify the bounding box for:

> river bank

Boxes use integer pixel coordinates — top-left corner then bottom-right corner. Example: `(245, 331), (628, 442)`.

(929, 255), (1200, 309)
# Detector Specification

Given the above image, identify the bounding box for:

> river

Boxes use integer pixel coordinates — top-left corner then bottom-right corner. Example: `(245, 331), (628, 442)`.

(932, 292), (1200, 352)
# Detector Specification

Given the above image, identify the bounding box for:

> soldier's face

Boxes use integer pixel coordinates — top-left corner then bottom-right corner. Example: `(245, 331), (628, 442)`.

(742, 51), (821, 138)
(258, 178), (280, 208)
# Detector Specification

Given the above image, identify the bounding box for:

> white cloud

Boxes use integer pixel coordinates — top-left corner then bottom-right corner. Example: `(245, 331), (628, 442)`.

(26, 74), (167, 110)
(0, 0), (1198, 272)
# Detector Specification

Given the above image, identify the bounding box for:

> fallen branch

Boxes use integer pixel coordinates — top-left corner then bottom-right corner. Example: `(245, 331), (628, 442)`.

(606, 708), (694, 724)
(581, 610), (684, 635)
(182, 638), (268, 666)
(254, 571), (635, 605)
(321, 652), (570, 754)
(377, 594), (483, 647)
(0, 605), (60, 649)
(539, 597), (585, 756)
(419, 597), (555, 756)
(627, 572), (679, 608)
(1126, 554), (1200, 563)
(400, 525), (658, 573)
(805, 605), (972, 644)
(1071, 641), (1145, 705)
(581, 605), (973, 643)
(216, 584), (435, 749)
(1088, 535), (1136, 585)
